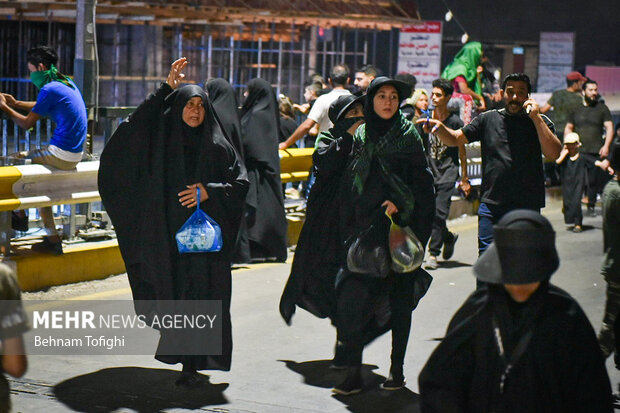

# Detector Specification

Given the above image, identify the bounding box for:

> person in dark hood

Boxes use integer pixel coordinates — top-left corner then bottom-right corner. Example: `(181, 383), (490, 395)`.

(332, 77), (435, 395)
(98, 58), (248, 387)
(205, 77), (250, 263)
(239, 78), (288, 262)
(279, 94), (365, 325)
(205, 78), (244, 158)
(419, 210), (613, 413)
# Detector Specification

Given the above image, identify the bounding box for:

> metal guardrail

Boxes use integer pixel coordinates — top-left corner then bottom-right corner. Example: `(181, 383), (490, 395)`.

(0, 113), (54, 157)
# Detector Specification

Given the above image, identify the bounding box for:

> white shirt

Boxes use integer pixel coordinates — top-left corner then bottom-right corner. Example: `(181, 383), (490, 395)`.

(307, 88), (351, 133)
(48, 145), (83, 162)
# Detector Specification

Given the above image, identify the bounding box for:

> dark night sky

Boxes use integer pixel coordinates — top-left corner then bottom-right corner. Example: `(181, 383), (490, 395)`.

(413, 0), (620, 70)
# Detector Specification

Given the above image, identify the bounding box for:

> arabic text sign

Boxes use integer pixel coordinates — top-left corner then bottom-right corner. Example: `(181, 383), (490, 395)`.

(398, 21), (442, 91)
(537, 32), (575, 92)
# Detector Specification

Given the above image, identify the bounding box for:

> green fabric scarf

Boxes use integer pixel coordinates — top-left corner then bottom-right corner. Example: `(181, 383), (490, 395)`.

(30, 64), (75, 90)
(441, 41), (482, 96)
(350, 113), (423, 224)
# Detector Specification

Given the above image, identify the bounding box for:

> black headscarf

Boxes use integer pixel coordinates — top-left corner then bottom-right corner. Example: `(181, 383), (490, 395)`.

(239, 78), (282, 191)
(363, 77), (412, 140)
(99, 83), (248, 301)
(238, 78), (287, 261)
(206, 78), (244, 158)
(163, 85), (247, 255)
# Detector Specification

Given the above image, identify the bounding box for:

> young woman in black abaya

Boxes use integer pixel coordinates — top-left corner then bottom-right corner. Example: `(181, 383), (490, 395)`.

(239, 78), (288, 262)
(205, 78), (244, 159)
(333, 77), (435, 395)
(205, 78), (251, 263)
(279, 94), (365, 324)
(98, 58), (248, 387)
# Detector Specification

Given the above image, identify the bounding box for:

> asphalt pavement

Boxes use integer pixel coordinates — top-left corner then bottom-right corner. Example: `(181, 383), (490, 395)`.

(11, 196), (619, 412)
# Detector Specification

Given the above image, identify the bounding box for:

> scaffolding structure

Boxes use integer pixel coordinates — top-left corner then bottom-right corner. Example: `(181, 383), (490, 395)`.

(0, 1), (419, 106)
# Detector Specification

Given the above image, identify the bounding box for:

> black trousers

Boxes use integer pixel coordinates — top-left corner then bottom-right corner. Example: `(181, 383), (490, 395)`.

(428, 182), (454, 257)
(582, 152), (612, 208)
(336, 273), (412, 370)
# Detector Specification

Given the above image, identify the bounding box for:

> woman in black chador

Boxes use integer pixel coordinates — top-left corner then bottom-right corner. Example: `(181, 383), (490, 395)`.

(206, 77), (251, 263)
(279, 94), (365, 324)
(98, 58), (248, 387)
(333, 77), (435, 395)
(205, 78), (244, 159)
(239, 78), (288, 262)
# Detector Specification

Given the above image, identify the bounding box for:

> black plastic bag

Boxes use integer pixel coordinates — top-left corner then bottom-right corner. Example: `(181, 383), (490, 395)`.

(346, 224), (390, 278)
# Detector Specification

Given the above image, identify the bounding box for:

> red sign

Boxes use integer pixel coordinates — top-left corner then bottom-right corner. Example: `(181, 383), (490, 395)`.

(401, 21), (442, 34)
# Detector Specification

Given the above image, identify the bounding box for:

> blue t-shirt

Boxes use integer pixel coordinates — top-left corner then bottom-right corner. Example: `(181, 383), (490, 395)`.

(32, 80), (87, 153)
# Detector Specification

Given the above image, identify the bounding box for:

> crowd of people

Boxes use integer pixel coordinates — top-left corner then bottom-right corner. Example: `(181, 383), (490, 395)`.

(0, 42), (619, 412)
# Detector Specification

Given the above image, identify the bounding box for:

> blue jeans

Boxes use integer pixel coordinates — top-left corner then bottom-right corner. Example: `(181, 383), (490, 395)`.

(477, 202), (539, 288)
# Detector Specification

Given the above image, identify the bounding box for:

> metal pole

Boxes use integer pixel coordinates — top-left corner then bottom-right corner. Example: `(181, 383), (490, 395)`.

(372, 31), (377, 66)
(309, 25), (318, 76)
(341, 29), (346, 64)
(300, 38), (306, 102)
(322, 37), (327, 78)
(229, 36), (234, 85)
(277, 39), (283, 96)
(112, 21), (120, 106)
(177, 26), (183, 59)
(74, 0), (96, 108)
(354, 28), (359, 69)
(364, 38), (368, 65)
(200, 27), (207, 85)
(289, 22), (294, 96)
(257, 37), (262, 79)
(18, 18), (23, 100)
(251, 20), (257, 80)
(270, 21), (275, 84)
(142, 23), (148, 98)
(389, 28), (394, 77)
(207, 34), (213, 80)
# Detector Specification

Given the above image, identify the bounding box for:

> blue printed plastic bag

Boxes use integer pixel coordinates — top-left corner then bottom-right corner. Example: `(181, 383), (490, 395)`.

(175, 187), (223, 253)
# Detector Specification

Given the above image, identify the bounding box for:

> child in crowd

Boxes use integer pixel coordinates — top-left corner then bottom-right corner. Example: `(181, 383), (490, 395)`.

(556, 132), (585, 232)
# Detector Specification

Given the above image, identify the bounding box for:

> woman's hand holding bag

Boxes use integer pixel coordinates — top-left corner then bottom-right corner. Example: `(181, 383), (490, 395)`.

(175, 186), (223, 253)
(388, 213), (424, 273)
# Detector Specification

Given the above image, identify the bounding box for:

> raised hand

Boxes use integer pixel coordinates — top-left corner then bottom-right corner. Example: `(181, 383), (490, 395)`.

(166, 58), (188, 90)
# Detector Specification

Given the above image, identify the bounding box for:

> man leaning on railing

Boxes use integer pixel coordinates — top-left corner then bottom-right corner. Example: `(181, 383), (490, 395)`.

(0, 45), (88, 255)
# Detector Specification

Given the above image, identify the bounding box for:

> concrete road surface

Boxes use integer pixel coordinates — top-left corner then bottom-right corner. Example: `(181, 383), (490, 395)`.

(11, 198), (619, 412)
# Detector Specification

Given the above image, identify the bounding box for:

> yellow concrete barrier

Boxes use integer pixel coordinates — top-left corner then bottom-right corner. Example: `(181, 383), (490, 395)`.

(0, 150), (317, 291)
(279, 148), (314, 183)
(8, 240), (126, 292)
(0, 166), (23, 211)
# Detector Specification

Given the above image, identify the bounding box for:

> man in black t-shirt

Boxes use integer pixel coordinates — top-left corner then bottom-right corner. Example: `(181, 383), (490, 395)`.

(417, 73), (561, 258)
(423, 78), (469, 270)
(565, 79), (614, 216)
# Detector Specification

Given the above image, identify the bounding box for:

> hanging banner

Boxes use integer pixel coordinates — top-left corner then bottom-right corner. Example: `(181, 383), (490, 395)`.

(537, 32), (575, 92)
(397, 21), (442, 92)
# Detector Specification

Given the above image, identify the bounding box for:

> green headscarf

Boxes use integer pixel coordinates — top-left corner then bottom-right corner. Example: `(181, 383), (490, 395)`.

(440, 41), (482, 96)
(30, 64), (74, 90)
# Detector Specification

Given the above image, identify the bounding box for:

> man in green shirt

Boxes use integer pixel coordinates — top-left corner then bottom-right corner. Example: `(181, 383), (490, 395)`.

(540, 71), (586, 141)
(565, 79), (615, 215)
